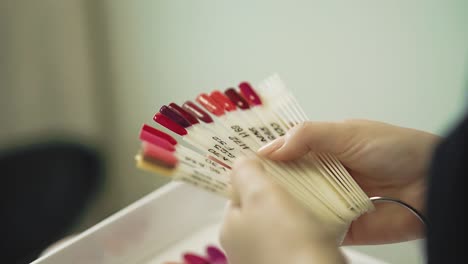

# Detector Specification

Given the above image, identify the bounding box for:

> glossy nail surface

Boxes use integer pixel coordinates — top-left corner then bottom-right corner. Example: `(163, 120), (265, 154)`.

(169, 102), (199, 125)
(210, 90), (236, 111)
(153, 113), (188, 136)
(141, 124), (177, 145)
(196, 93), (225, 116)
(160, 105), (192, 128)
(225, 88), (249, 110)
(239, 82), (262, 106)
(183, 101), (214, 123)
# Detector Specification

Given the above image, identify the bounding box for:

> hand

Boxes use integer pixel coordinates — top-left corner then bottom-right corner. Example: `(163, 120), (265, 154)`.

(220, 158), (345, 264)
(257, 119), (440, 245)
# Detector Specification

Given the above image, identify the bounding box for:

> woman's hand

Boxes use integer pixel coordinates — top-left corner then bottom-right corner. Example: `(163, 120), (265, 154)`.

(257, 119), (440, 245)
(220, 158), (345, 264)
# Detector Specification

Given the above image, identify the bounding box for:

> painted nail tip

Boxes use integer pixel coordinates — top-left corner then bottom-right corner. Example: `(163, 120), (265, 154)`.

(153, 113), (188, 136)
(196, 93), (225, 116)
(183, 101), (214, 123)
(141, 124), (178, 145)
(206, 246), (227, 262)
(139, 130), (175, 151)
(239, 82), (262, 106)
(142, 142), (178, 167)
(169, 102), (199, 125)
(210, 90), (237, 111)
(183, 253), (210, 264)
(224, 88), (250, 110)
(160, 105), (192, 128)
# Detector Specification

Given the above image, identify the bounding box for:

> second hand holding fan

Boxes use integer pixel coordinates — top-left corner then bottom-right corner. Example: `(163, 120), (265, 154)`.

(135, 75), (426, 244)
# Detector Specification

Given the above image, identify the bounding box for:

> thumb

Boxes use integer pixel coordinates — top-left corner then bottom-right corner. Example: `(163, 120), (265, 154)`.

(257, 121), (356, 161)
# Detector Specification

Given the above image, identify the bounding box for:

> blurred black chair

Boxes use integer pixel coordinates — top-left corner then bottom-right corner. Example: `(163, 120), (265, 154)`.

(0, 140), (103, 264)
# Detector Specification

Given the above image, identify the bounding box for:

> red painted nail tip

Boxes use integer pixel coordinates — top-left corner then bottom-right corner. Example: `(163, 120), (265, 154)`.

(182, 101), (214, 123)
(225, 88), (250, 110)
(142, 142), (178, 167)
(239, 82), (262, 106)
(206, 246), (227, 263)
(141, 124), (178, 145)
(140, 129), (175, 152)
(196, 93), (225, 117)
(160, 105), (192, 128)
(183, 253), (210, 264)
(153, 113), (188, 136)
(169, 102), (199, 125)
(210, 90), (236, 111)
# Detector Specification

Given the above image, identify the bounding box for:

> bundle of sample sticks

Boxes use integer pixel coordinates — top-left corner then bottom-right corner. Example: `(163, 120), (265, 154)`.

(135, 75), (373, 236)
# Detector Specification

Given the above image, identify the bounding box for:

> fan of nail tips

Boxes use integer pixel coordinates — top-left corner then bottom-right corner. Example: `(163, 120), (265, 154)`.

(135, 74), (374, 235)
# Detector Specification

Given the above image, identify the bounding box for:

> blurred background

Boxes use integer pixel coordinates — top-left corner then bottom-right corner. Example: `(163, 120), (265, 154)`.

(1, 0), (467, 263)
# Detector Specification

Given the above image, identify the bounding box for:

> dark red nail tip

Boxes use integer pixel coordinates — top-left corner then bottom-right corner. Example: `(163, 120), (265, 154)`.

(182, 101), (214, 123)
(239, 82), (262, 106)
(153, 113), (188, 136)
(210, 90), (236, 111)
(169, 102), (199, 125)
(160, 105), (191, 128)
(196, 93), (225, 116)
(141, 124), (177, 145)
(225, 88), (250, 110)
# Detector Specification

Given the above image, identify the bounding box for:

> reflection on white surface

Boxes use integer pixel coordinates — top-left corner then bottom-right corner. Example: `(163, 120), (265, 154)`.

(32, 182), (388, 264)
(148, 222), (388, 264)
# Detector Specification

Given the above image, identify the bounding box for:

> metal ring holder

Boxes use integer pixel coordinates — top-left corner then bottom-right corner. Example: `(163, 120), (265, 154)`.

(370, 196), (428, 226)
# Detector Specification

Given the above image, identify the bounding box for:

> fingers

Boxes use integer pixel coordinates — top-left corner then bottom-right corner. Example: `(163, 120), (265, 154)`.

(229, 157), (271, 207)
(220, 200), (241, 249)
(258, 121), (356, 161)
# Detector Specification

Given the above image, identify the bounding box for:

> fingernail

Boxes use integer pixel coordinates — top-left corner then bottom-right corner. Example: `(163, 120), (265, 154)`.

(257, 137), (285, 156)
